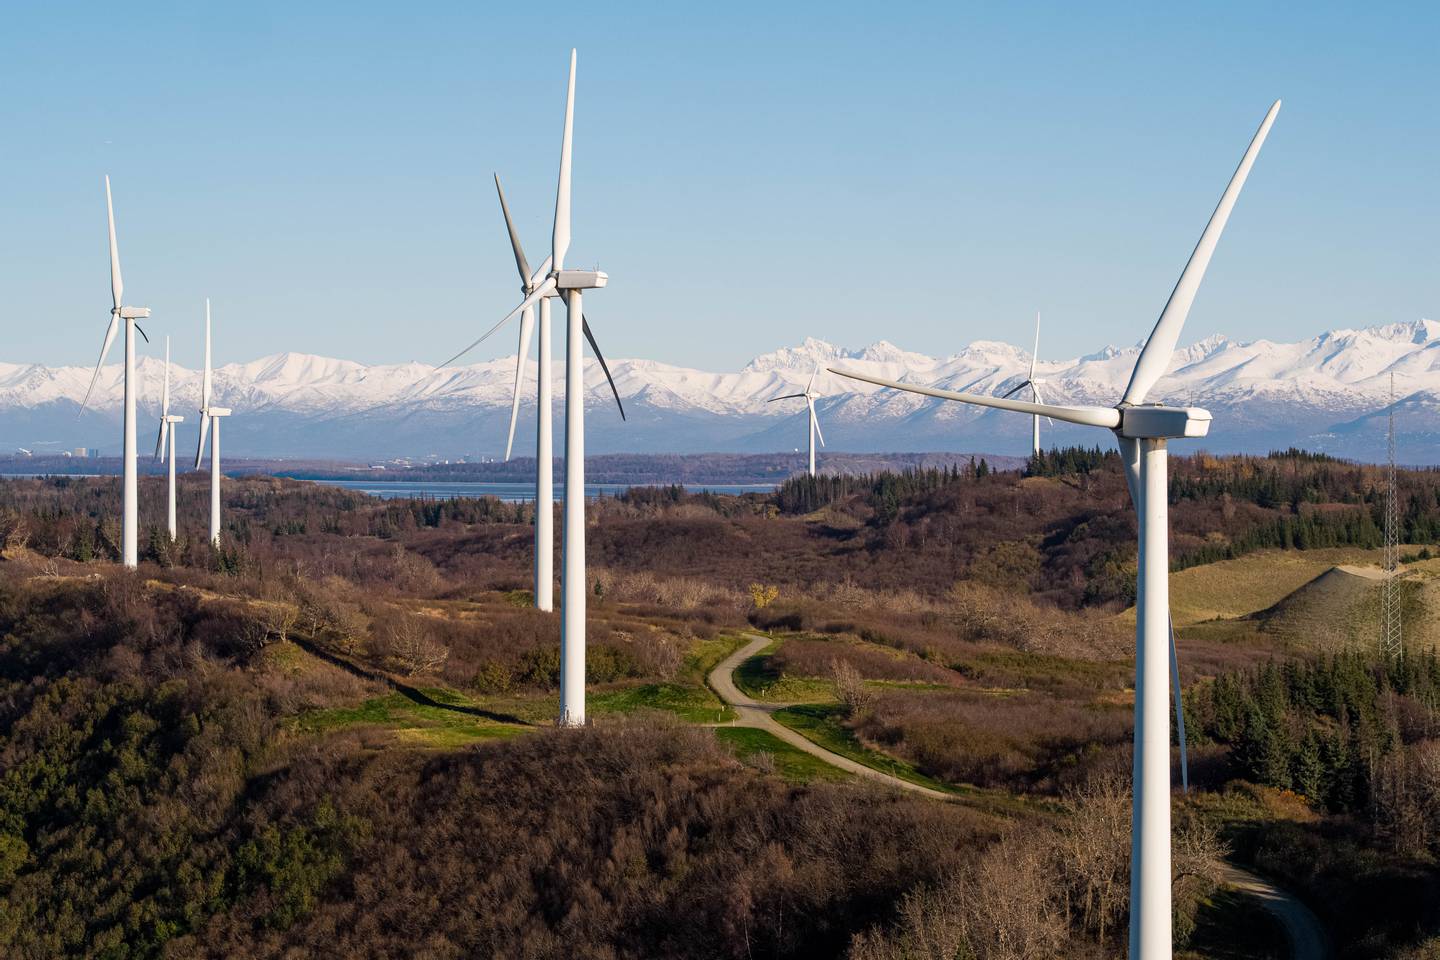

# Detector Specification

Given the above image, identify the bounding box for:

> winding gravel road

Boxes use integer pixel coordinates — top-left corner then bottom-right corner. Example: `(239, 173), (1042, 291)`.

(708, 634), (952, 800)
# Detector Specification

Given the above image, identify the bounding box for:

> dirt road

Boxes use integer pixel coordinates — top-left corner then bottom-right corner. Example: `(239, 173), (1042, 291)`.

(708, 634), (952, 800)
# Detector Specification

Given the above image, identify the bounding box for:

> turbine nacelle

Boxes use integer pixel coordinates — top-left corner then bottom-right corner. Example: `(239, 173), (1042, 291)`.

(1118, 405), (1212, 440)
(556, 269), (608, 291)
(117, 306), (151, 319)
(206, 407), (233, 418)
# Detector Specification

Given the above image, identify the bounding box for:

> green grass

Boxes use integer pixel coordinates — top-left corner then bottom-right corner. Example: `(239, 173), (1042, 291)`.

(688, 633), (753, 678)
(713, 727), (851, 784)
(732, 641), (839, 703)
(590, 682), (736, 723)
(771, 703), (959, 795)
(468, 634), (751, 725)
(292, 689), (528, 748)
(502, 589), (534, 608)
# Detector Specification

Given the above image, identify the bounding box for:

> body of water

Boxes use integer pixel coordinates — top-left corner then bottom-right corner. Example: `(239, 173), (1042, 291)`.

(305, 479), (779, 502)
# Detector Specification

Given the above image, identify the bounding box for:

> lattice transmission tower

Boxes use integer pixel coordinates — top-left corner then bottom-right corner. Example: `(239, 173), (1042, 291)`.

(1381, 371), (1403, 659)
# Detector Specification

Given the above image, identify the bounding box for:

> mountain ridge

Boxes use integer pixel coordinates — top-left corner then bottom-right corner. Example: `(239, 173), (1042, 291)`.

(5, 319), (1437, 462)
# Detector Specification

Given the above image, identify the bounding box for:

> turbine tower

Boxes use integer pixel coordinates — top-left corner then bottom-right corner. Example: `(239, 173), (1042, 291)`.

(80, 176), (151, 569)
(478, 173), (623, 613)
(443, 50), (613, 726)
(1000, 312), (1048, 458)
(1381, 371), (1403, 659)
(153, 337), (184, 541)
(831, 101), (1280, 960)
(194, 300), (231, 546)
(768, 364), (825, 477)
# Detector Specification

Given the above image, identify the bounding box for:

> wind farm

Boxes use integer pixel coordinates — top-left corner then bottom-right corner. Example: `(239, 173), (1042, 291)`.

(2, 6), (1439, 960)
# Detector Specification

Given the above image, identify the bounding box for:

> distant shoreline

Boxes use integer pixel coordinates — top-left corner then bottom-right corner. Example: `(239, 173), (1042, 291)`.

(0, 450), (1027, 486)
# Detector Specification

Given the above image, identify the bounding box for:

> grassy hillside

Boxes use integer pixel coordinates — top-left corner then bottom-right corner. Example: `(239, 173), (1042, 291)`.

(3, 449), (1440, 956)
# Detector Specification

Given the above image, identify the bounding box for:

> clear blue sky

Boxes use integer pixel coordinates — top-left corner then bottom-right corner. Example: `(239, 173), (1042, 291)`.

(1, 1), (1435, 374)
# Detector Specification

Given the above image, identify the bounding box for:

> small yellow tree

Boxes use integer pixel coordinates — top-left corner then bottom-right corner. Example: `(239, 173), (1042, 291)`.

(748, 583), (779, 609)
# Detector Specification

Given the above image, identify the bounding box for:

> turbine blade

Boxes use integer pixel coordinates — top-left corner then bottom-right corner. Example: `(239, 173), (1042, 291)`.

(830, 367), (1121, 429)
(437, 277), (556, 369)
(195, 414), (209, 469)
(1031, 382), (1055, 426)
(161, 336), (171, 417)
(805, 362), (819, 395)
(551, 49), (576, 271)
(1171, 618), (1189, 793)
(528, 255), (553, 292)
(768, 393), (807, 402)
(810, 399), (825, 447)
(494, 173), (533, 284)
(79, 314), (120, 415)
(1122, 100), (1281, 405)
(135, 323), (149, 344)
(999, 380), (1030, 399)
(1118, 435), (1142, 509)
(582, 314), (625, 421)
(1030, 311), (1041, 381)
(202, 299), (213, 409)
(105, 175), (122, 309)
(504, 306), (536, 461)
(154, 420), (166, 461)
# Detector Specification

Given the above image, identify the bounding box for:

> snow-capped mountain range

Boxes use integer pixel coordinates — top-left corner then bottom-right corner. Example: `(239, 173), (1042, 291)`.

(5, 319), (1439, 463)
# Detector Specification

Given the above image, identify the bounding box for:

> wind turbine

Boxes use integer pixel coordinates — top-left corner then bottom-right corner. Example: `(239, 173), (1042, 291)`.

(482, 173), (624, 613)
(80, 176), (151, 569)
(193, 300), (231, 546)
(1000, 312), (1048, 457)
(831, 101), (1279, 960)
(153, 337), (184, 541)
(768, 363), (825, 477)
(440, 50), (612, 726)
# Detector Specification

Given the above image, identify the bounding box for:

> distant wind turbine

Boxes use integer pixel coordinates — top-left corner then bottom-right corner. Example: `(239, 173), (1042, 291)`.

(193, 300), (231, 546)
(152, 337), (184, 541)
(1000, 312), (1049, 457)
(768, 363), (825, 477)
(832, 100), (1280, 960)
(80, 176), (151, 568)
(440, 50), (615, 726)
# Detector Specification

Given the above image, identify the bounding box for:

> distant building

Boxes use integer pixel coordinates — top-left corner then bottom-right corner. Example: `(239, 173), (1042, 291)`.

(73, 447), (87, 458)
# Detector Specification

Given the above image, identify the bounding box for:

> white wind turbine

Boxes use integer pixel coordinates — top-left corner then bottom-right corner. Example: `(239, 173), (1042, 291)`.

(481, 173), (624, 613)
(193, 300), (231, 546)
(831, 101), (1280, 960)
(153, 337), (184, 541)
(768, 363), (825, 477)
(1000, 312), (1048, 457)
(440, 50), (611, 726)
(80, 176), (151, 569)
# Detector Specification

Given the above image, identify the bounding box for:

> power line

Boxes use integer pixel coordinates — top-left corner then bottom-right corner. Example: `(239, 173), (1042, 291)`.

(1381, 371), (1403, 660)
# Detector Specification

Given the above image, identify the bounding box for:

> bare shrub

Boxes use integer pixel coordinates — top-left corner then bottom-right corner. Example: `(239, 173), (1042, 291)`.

(854, 690), (1131, 792)
(776, 639), (958, 686)
(848, 828), (1067, 960)
(832, 657), (875, 715)
(298, 577), (369, 654)
(1058, 774), (1131, 947)
(376, 615), (449, 677)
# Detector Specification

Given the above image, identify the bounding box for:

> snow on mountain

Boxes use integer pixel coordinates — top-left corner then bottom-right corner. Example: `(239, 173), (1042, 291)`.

(4, 319), (1439, 462)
